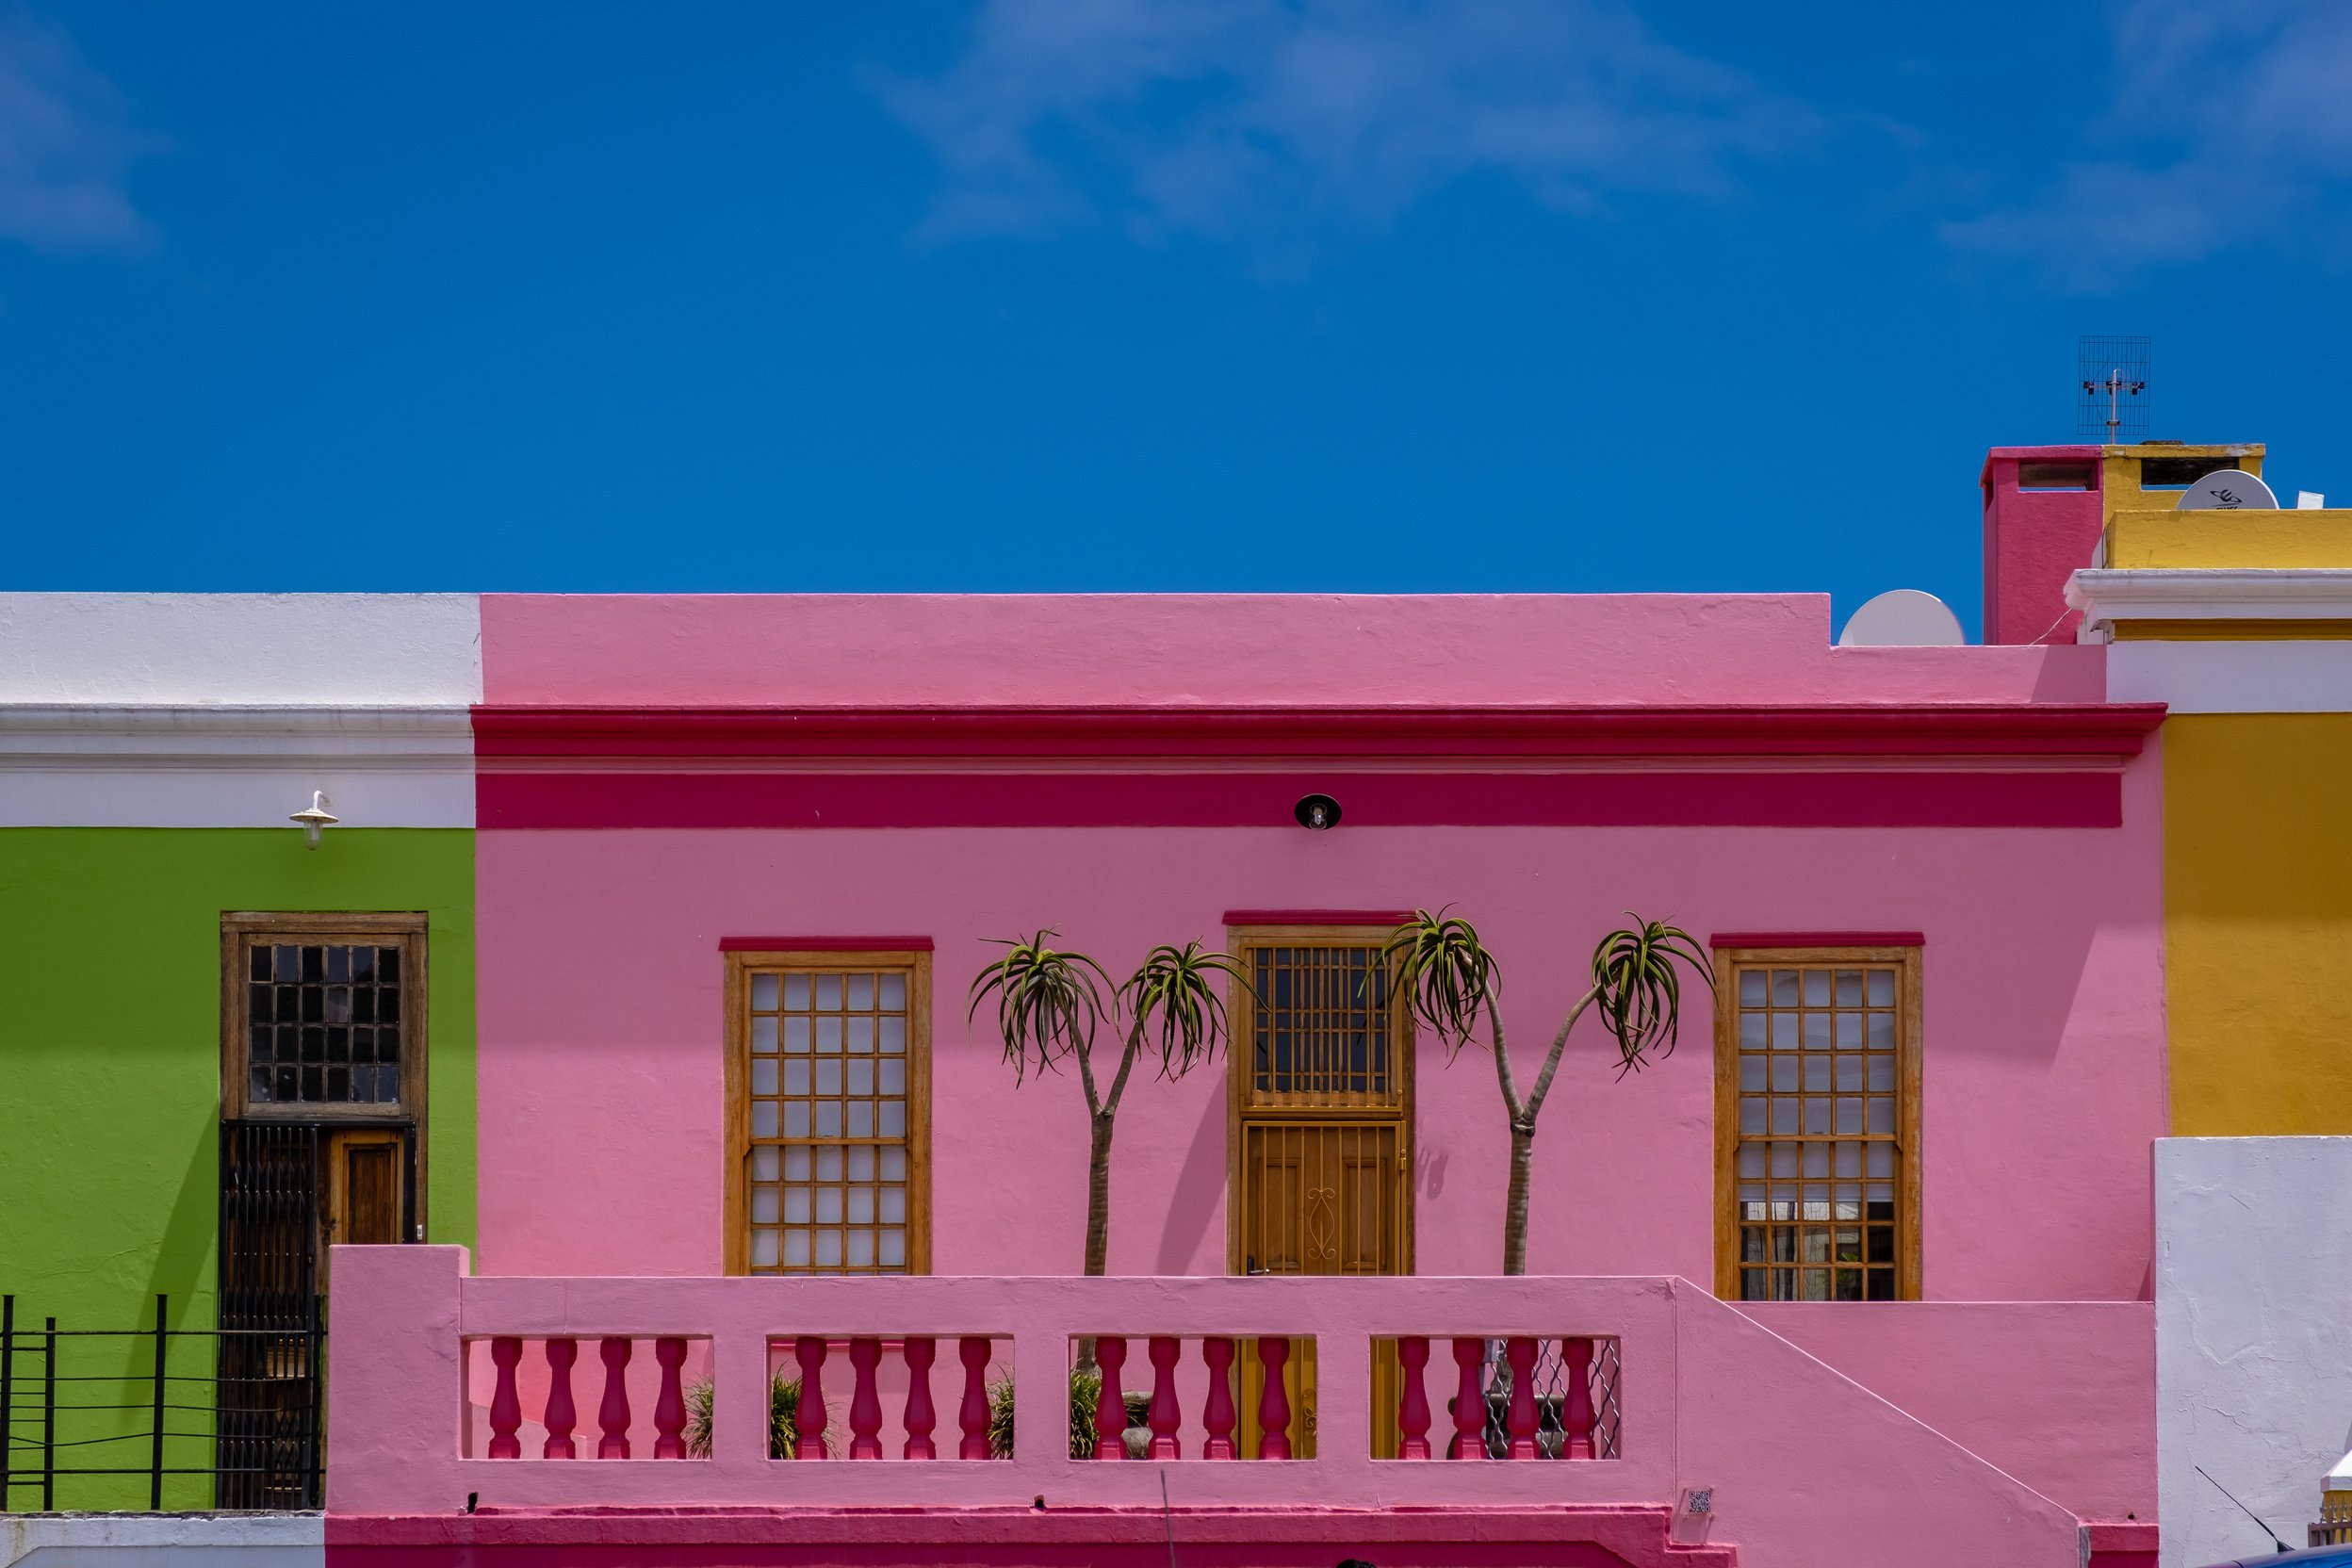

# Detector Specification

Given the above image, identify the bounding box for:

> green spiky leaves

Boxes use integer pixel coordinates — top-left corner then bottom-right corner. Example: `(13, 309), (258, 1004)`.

(1119, 941), (1249, 1080)
(966, 930), (1111, 1085)
(1378, 907), (1499, 1057)
(1591, 917), (1712, 1075)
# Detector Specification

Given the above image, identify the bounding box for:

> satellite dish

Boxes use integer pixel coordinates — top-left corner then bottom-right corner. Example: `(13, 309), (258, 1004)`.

(1838, 590), (1966, 647)
(2176, 470), (2279, 510)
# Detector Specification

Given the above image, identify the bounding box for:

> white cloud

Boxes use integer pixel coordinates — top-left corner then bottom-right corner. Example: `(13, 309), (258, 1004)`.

(0, 8), (149, 253)
(873, 0), (1819, 247)
(1946, 0), (2352, 283)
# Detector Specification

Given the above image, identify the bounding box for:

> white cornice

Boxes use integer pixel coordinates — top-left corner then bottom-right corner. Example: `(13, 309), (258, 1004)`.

(2067, 568), (2352, 627)
(0, 705), (474, 762)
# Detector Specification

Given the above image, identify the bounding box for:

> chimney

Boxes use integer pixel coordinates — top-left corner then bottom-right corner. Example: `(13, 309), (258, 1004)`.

(1981, 447), (2104, 645)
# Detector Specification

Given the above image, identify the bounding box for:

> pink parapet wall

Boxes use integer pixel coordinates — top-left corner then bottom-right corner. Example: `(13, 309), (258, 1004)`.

(479, 593), (2107, 707)
(325, 1249), (2091, 1568)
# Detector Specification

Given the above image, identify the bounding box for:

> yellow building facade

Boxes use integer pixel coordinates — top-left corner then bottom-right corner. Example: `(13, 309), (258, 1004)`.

(2069, 447), (2352, 1134)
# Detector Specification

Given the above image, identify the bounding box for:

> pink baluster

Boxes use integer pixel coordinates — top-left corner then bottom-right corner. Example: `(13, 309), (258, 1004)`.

(486, 1337), (523, 1459)
(1561, 1336), (1596, 1461)
(1146, 1337), (1182, 1460)
(596, 1338), (632, 1460)
(542, 1338), (579, 1460)
(1255, 1337), (1292, 1460)
(957, 1337), (992, 1460)
(652, 1338), (688, 1460)
(1092, 1337), (1129, 1461)
(1396, 1336), (1431, 1460)
(848, 1338), (884, 1459)
(1504, 1336), (1539, 1460)
(1200, 1338), (1236, 1460)
(1449, 1338), (1486, 1460)
(792, 1337), (828, 1460)
(904, 1338), (938, 1460)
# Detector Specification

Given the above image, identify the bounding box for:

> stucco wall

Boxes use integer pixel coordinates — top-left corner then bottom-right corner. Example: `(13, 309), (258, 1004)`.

(2156, 1136), (2352, 1568)
(2164, 716), (2352, 1135)
(0, 828), (475, 1509)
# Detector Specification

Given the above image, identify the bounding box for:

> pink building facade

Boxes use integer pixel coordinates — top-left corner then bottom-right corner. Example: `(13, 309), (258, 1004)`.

(330, 589), (2165, 1568)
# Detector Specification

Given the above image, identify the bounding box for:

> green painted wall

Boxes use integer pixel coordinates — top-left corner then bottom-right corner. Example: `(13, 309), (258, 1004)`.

(0, 828), (472, 1508)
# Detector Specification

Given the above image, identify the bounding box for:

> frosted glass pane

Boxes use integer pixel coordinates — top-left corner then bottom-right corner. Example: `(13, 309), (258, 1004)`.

(1739, 1012), (1767, 1048)
(879, 1059), (906, 1095)
(752, 974), (779, 1010)
(1836, 1097), (1863, 1134)
(815, 975), (841, 1009)
(1868, 1057), (1895, 1092)
(1771, 970), (1800, 1005)
(847, 1060), (874, 1096)
(784, 1230), (812, 1266)
(846, 1229), (876, 1267)
(816, 1147), (844, 1182)
(1866, 1143), (1894, 1177)
(848, 974), (874, 1009)
(879, 1101), (906, 1138)
(1738, 971), (1766, 1005)
(784, 974), (810, 1010)
(817, 1018), (842, 1054)
(752, 1017), (778, 1054)
(785, 1187), (812, 1223)
(847, 1187), (875, 1223)
(816, 1060), (842, 1096)
(1803, 971), (1831, 1006)
(1867, 1099), (1896, 1134)
(1735, 1144), (1766, 1177)
(1867, 971), (1895, 1006)
(752, 1146), (780, 1182)
(1868, 1014), (1896, 1051)
(880, 974), (906, 1010)
(1771, 1014), (1797, 1050)
(846, 1102), (874, 1137)
(752, 1228), (779, 1266)
(879, 1017), (906, 1054)
(784, 1060), (810, 1095)
(815, 1230), (843, 1266)
(879, 1229), (906, 1267)
(815, 1102), (842, 1136)
(752, 1187), (779, 1223)
(1803, 1014), (1830, 1050)
(847, 1018), (874, 1054)
(784, 1146), (811, 1181)
(880, 1185), (906, 1222)
(879, 1147), (906, 1181)
(816, 1187), (844, 1223)
(752, 1102), (779, 1138)
(783, 1102), (809, 1137)
(846, 1145), (875, 1182)
(1836, 1013), (1862, 1049)
(785, 1018), (811, 1054)
(752, 1058), (778, 1096)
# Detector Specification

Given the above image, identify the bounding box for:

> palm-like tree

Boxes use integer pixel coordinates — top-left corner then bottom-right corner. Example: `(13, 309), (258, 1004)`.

(1379, 909), (1711, 1275)
(969, 932), (1245, 1278)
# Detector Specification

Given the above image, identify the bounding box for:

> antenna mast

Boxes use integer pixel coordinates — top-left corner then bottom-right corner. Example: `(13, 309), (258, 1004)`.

(2077, 335), (2150, 443)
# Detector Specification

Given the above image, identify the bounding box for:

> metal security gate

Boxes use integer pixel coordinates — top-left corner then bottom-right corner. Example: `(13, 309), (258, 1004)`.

(216, 1123), (323, 1508)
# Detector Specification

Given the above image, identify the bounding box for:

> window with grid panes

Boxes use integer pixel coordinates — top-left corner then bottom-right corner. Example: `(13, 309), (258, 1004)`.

(731, 954), (928, 1275)
(222, 915), (427, 1119)
(1717, 950), (1919, 1301)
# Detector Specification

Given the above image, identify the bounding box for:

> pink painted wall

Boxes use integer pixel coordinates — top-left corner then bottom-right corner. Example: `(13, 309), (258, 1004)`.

(480, 592), (2107, 706)
(476, 789), (2164, 1298)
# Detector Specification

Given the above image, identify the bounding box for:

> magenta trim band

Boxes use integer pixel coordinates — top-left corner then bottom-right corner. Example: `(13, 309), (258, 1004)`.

(1709, 932), (1926, 950)
(718, 937), (935, 953)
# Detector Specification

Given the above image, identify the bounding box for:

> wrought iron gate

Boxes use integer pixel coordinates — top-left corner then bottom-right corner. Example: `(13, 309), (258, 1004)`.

(216, 1123), (323, 1508)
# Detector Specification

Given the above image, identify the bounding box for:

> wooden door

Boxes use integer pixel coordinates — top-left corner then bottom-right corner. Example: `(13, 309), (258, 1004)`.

(1229, 929), (1413, 1458)
(319, 1128), (406, 1289)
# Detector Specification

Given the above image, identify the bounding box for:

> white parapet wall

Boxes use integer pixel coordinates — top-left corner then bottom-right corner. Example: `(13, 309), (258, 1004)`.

(0, 1513), (322, 1567)
(2158, 1136), (2352, 1567)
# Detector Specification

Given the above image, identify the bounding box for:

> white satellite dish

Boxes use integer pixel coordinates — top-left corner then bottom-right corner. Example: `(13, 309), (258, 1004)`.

(2176, 469), (2279, 510)
(1838, 590), (1966, 647)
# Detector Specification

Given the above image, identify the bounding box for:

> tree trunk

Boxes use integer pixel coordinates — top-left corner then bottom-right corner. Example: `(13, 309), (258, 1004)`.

(1501, 1124), (1535, 1276)
(1085, 1112), (1115, 1277)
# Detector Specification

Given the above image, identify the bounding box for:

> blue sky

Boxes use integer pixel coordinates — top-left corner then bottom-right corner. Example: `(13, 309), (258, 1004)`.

(3, 2), (2348, 634)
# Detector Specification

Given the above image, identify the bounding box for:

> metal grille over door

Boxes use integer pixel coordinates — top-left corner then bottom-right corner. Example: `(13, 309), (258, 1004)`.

(216, 1123), (322, 1508)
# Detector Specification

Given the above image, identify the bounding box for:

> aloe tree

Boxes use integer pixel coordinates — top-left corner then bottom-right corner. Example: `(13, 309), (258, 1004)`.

(1379, 909), (1711, 1275)
(969, 932), (1245, 1278)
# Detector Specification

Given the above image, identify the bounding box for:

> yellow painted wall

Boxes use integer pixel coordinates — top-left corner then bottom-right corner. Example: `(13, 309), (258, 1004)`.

(2108, 509), (2352, 569)
(2166, 714), (2352, 1134)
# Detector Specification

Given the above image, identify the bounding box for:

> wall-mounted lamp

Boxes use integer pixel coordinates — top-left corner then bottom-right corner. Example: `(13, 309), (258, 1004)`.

(290, 790), (338, 850)
(1294, 793), (1342, 830)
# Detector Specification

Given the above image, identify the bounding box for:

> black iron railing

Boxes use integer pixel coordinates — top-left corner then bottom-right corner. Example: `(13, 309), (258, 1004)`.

(0, 1293), (323, 1512)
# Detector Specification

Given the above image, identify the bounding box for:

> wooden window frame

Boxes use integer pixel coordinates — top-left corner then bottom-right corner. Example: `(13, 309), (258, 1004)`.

(1224, 924), (1416, 1277)
(723, 949), (932, 1277)
(220, 910), (431, 1233)
(1711, 943), (1922, 1301)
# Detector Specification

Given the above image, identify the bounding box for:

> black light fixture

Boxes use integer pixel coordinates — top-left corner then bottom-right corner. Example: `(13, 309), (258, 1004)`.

(1294, 793), (1342, 830)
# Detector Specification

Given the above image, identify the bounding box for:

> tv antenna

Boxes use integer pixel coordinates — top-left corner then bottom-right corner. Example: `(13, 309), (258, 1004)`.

(2078, 335), (2149, 443)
